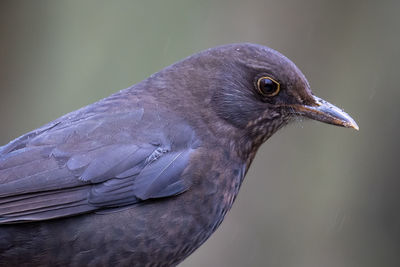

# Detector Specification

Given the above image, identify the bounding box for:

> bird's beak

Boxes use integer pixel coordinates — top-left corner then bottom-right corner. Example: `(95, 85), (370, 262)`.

(290, 95), (359, 130)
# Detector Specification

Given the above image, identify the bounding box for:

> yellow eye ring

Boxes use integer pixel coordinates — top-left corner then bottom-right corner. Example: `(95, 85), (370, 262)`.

(257, 76), (280, 97)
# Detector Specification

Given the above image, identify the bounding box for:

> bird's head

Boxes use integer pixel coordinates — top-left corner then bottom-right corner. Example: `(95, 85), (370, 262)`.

(150, 43), (358, 158)
(196, 43), (359, 151)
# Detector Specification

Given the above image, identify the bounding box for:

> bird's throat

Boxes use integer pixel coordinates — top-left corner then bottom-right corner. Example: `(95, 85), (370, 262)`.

(237, 115), (290, 164)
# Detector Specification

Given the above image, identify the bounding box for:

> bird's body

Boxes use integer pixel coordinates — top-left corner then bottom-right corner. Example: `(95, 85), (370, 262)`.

(0, 43), (357, 266)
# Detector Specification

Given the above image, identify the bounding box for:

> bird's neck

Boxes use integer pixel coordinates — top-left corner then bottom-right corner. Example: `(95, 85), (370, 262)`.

(235, 116), (290, 166)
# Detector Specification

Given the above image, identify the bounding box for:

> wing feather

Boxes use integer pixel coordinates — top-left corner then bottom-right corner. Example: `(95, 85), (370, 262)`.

(0, 109), (198, 224)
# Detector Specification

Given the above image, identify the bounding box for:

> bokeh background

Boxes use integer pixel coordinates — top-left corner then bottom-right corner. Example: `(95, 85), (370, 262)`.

(0, 0), (399, 266)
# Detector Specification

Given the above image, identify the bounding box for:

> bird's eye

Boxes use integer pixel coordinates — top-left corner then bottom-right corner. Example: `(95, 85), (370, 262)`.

(257, 77), (280, 97)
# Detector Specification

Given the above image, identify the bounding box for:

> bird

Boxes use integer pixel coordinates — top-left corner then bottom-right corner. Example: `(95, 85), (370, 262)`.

(0, 43), (358, 266)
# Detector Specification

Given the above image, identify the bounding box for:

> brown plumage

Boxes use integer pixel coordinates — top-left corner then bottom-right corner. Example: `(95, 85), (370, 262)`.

(0, 43), (358, 266)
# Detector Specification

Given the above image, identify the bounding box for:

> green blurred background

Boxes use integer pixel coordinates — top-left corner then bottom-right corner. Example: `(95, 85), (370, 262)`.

(0, 0), (399, 266)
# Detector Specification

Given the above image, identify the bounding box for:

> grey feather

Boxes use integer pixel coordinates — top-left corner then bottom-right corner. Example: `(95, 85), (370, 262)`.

(0, 106), (198, 223)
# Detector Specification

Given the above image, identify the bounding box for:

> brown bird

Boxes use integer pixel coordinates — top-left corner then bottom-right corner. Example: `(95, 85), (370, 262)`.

(0, 43), (358, 266)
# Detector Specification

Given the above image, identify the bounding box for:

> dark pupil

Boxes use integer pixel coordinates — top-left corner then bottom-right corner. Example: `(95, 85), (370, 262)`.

(260, 78), (277, 94)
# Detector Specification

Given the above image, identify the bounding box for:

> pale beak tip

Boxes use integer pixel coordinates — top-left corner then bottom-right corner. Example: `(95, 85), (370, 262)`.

(346, 120), (359, 131)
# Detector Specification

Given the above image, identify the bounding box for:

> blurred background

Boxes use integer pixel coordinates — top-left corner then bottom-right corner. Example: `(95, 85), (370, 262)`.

(0, 0), (399, 266)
